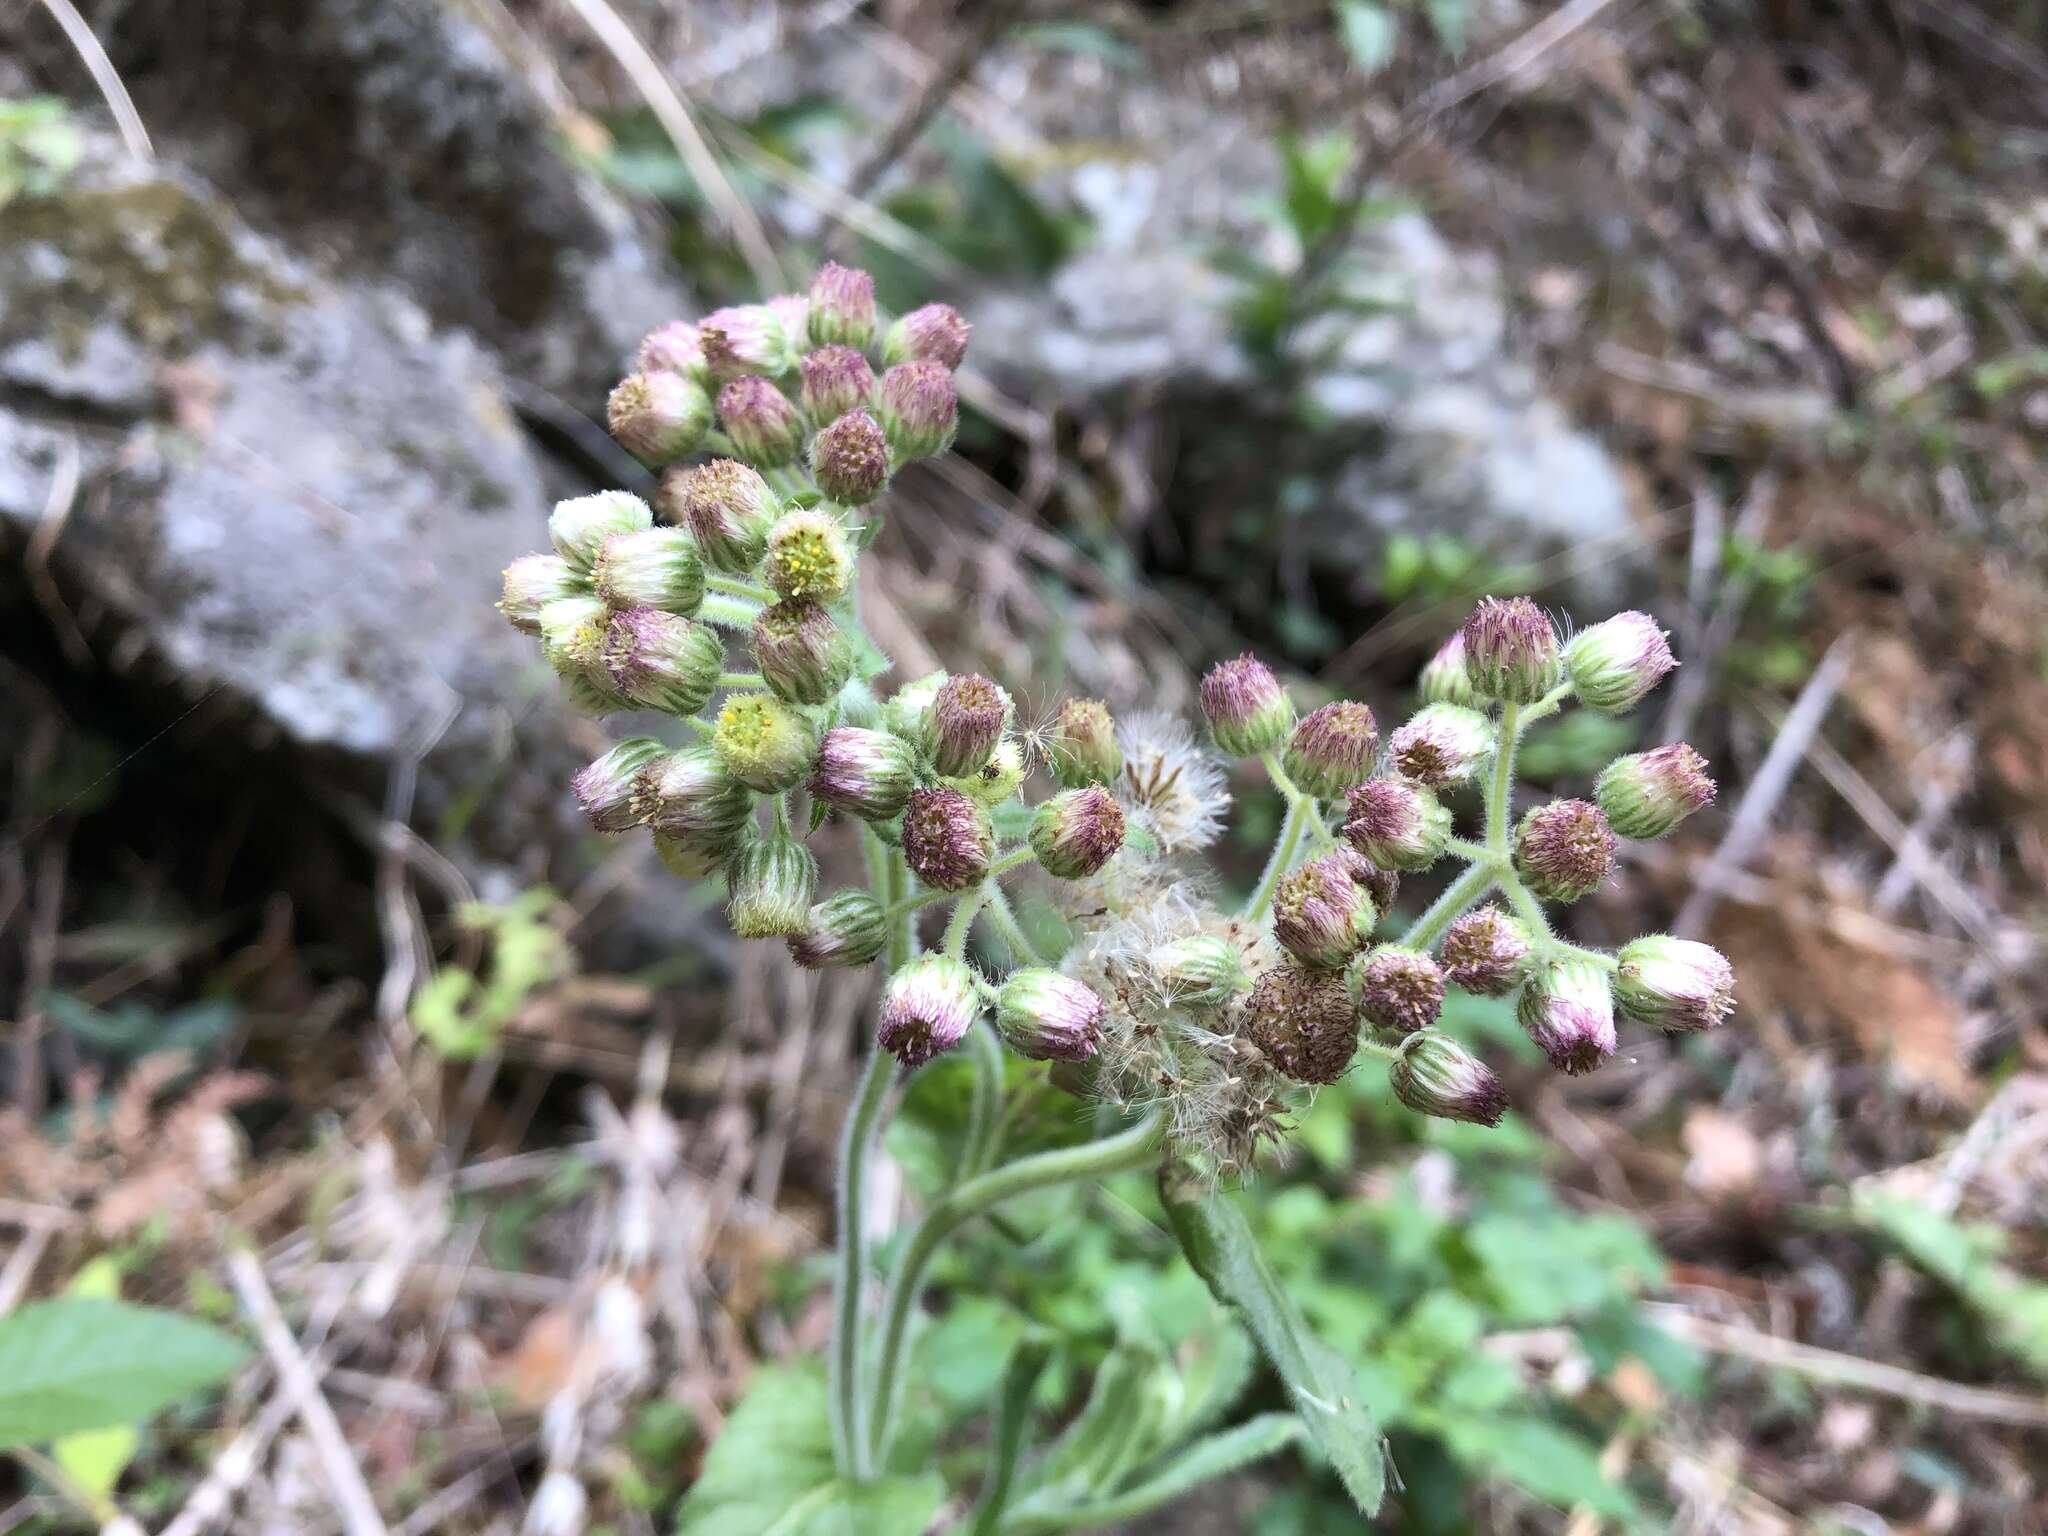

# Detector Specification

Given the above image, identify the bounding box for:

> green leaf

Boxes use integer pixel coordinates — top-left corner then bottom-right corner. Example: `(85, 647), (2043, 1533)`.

(1005, 1415), (1306, 1533)
(1854, 1191), (2048, 1378)
(0, 1298), (248, 1448)
(1433, 1414), (1638, 1519)
(1159, 1167), (1385, 1515)
(1333, 1), (1398, 76)
(52, 1260), (139, 1498)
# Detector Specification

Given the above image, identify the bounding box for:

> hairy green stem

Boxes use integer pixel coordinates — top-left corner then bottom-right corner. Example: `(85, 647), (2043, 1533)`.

(831, 1043), (895, 1480)
(1486, 701), (1522, 852)
(962, 1019), (1008, 1179)
(943, 883), (993, 959)
(1259, 751), (1339, 850)
(1241, 798), (1310, 922)
(1399, 860), (1498, 952)
(705, 572), (778, 604)
(984, 887), (1047, 967)
(717, 669), (766, 690)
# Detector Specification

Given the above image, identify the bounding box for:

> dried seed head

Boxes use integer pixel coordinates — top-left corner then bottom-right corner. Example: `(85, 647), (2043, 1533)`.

(712, 692), (818, 793)
(1047, 697), (1122, 788)
(607, 371), (712, 464)
(1389, 1032), (1507, 1126)
(698, 302), (793, 379)
(879, 954), (981, 1066)
(996, 970), (1106, 1062)
(809, 409), (890, 506)
(500, 554), (586, 635)
(1439, 906), (1534, 997)
(726, 832), (818, 939)
(1199, 654), (1295, 758)
(809, 727), (918, 821)
(1614, 935), (1735, 1033)
(1388, 703), (1496, 788)
(1565, 611), (1677, 714)
(636, 320), (706, 383)
(1343, 778), (1453, 871)
(1282, 700), (1379, 798)
(1517, 958), (1617, 1075)
(1461, 596), (1562, 705)
(901, 785), (995, 891)
(1029, 785), (1127, 879)
(788, 890), (889, 970)
(1243, 965), (1359, 1085)
(661, 459), (779, 574)
(572, 738), (665, 833)
(601, 608), (725, 716)
(806, 261), (877, 349)
(1271, 854), (1378, 970)
(1596, 743), (1715, 840)
(591, 527), (705, 616)
(1114, 712), (1230, 853)
(1353, 944), (1446, 1035)
(1418, 630), (1483, 707)
(877, 360), (958, 460)
(1150, 934), (1253, 1007)
(717, 376), (804, 468)
(751, 599), (853, 707)
(925, 674), (1013, 778)
(763, 511), (854, 603)
(1512, 800), (1617, 902)
(883, 302), (971, 369)
(550, 490), (654, 570)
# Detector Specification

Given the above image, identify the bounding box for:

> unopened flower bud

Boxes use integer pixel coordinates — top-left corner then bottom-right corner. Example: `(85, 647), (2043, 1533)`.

(1462, 596), (1562, 705)
(556, 666), (633, 719)
(1517, 958), (1616, 1075)
(806, 261), (877, 349)
(1440, 906), (1533, 997)
(949, 738), (1028, 807)
(788, 890), (888, 969)
(924, 674), (1012, 777)
(607, 371), (711, 464)
(1418, 631), (1482, 707)
(901, 785), (994, 891)
(1343, 778), (1453, 871)
(635, 320), (706, 384)
(725, 832), (818, 939)
(1283, 701), (1378, 798)
(1614, 935), (1735, 1033)
(877, 360), (958, 460)
(592, 528), (706, 616)
(1200, 654), (1295, 757)
(1389, 1033), (1507, 1126)
(1565, 612), (1676, 714)
(1272, 855), (1377, 969)
(1151, 935), (1251, 1007)
(662, 460), (779, 574)
(799, 345), (877, 424)
(1047, 698), (1122, 788)
(1512, 800), (1616, 902)
(572, 738), (664, 832)
(602, 608), (725, 715)
(1243, 965), (1358, 1085)
(1595, 743), (1715, 840)
(1029, 785), (1125, 879)
(1354, 944), (1446, 1035)
(879, 954), (981, 1067)
(810, 410), (890, 506)
(809, 727), (918, 820)
(653, 829), (728, 879)
(500, 554), (586, 634)
(713, 692), (818, 793)
(884, 671), (949, 741)
(718, 377), (804, 468)
(768, 293), (811, 351)
(1388, 703), (1495, 788)
(551, 490), (653, 570)
(539, 595), (615, 676)
(752, 599), (853, 707)
(995, 970), (1105, 1062)
(698, 303), (793, 380)
(634, 747), (752, 857)
(884, 302), (971, 370)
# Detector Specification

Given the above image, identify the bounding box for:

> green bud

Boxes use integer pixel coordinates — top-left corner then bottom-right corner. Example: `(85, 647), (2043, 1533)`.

(764, 511), (855, 603)
(788, 890), (889, 969)
(550, 491), (652, 570)
(725, 832), (818, 939)
(752, 600), (854, 707)
(1029, 785), (1126, 879)
(1047, 698), (1121, 788)
(591, 527), (705, 616)
(713, 692), (818, 793)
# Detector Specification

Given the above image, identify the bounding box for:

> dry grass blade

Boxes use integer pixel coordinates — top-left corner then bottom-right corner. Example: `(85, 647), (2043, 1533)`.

(34, 0), (152, 158)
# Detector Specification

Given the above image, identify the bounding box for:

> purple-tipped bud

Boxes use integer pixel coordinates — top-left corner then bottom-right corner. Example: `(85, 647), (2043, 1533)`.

(764, 511), (854, 603)
(1243, 965), (1359, 1085)
(1354, 944), (1446, 1035)
(572, 737), (665, 832)
(1283, 701), (1379, 798)
(1029, 785), (1125, 879)
(725, 832), (818, 939)
(1614, 935), (1735, 1033)
(901, 785), (995, 891)
(661, 459), (780, 574)
(1199, 654), (1295, 757)
(607, 371), (712, 464)
(1343, 778), (1453, 872)
(1418, 631), (1482, 707)
(1512, 800), (1617, 902)
(1388, 703), (1496, 788)
(712, 692), (818, 794)
(698, 303), (793, 380)
(809, 727), (919, 821)
(752, 599), (853, 707)
(1389, 1032), (1508, 1126)
(1439, 906), (1534, 997)
(1461, 596), (1562, 705)
(995, 970), (1104, 1062)
(806, 261), (877, 350)
(879, 954), (981, 1067)
(500, 554), (586, 634)
(788, 890), (889, 969)
(1517, 958), (1616, 1075)
(1047, 698), (1122, 788)
(798, 345), (877, 424)
(636, 320), (706, 383)
(1151, 934), (1253, 1007)
(876, 360), (958, 460)
(1565, 611), (1677, 714)
(601, 608), (725, 715)
(718, 376), (804, 468)
(550, 490), (653, 570)
(1335, 849), (1402, 918)
(1595, 743), (1715, 841)
(591, 527), (705, 616)
(884, 302), (971, 370)
(633, 747), (752, 857)
(924, 674), (1012, 778)
(1272, 855), (1378, 969)
(810, 410), (890, 506)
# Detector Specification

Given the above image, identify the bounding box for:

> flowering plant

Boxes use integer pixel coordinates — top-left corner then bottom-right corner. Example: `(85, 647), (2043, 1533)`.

(497, 264), (1732, 1529)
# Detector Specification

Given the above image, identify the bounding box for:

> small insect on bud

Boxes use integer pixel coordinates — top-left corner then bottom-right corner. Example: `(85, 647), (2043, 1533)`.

(883, 302), (971, 370)
(1389, 1033), (1507, 1127)
(591, 528), (705, 616)
(1517, 958), (1616, 1075)
(1461, 596), (1562, 705)
(1029, 785), (1126, 879)
(1243, 964), (1359, 1086)
(876, 360), (958, 461)
(924, 674), (1012, 778)
(636, 320), (706, 384)
(799, 345), (877, 424)
(698, 303), (793, 380)
(810, 410), (890, 507)
(1565, 611), (1676, 714)
(752, 599), (853, 707)
(1354, 944), (1446, 1035)
(539, 595), (616, 678)
(725, 831), (819, 939)
(788, 890), (889, 970)
(809, 727), (919, 821)
(1595, 743), (1715, 840)
(949, 738), (1028, 807)
(713, 692), (818, 794)
(1200, 654), (1295, 758)
(1387, 703), (1496, 788)
(1440, 906), (1534, 997)
(500, 554), (586, 635)
(1281, 700), (1378, 799)
(1512, 800), (1617, 902)
(901, 786), (995, 891)
(551, 490), (654, 570)
(1614, 935), (1735, 1033)
(572, 737), (665, 832)
(879, 954), (981, 1067)
(1151, 935), (1252, 1007)
(634, 748), (752, 857)
(1047, 698), (1122, 788)
(718, 377), (804, 468)
(1418, 631), (1482, 708)
(661, 459), (780, 575)
(995, 970), (1105, 1062)
(1343, 778), (1453, 872)
(601, 608), (725, 716)
(1272, 855), (1377, 969)
(806, 261), (877, 350)
(762, 510), (854, 603)
(607, 371), (712, 464)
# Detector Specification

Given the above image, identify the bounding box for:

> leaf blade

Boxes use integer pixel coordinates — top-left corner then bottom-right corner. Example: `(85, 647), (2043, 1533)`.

(0, 1298), (248, 1448)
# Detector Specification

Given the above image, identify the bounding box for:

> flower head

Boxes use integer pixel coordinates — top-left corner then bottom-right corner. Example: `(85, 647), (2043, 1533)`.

(799, 346), (877, 425)
(698, 303), (793, 379)
(634, 748), (752, 857)
(901, 786), (994, 891)
(806, 261), (877, 350)
(726, 832), (818, 939)
(810, 410), (890, 506)
(1389, 1033), (1507, 1126)
(924, 674), (1012, 778)
(764, 511), (854, 603)
(606, 371), (711, 464)
(591, 527), (705, 616)
(1512, 800), (1617, 902)
(949, 738), (1028, 807)
(809, 727), (917, 820)
(1336, 849), (1401, 918)
(499, 554), (586, 634)
(539, 595), (617, 680)
(1030, 786), (1126, 879)
(636, 320), (706, 383)
(1046, 698), (1122, 788)
(1614, 935), (1735, 1033)
(1388, 703), (1495, 787)
(718, 376), (804, 468)
(1354, 944), (1446, 1035)
(1243, 965), (1359, 1085)
(550, 490), (653, 570)
(713, 693), (818, 793)
(996, 970), (1105, 1062)
(661, 460), (779, 574)
(1517, 958), (1616, 1075)
(1282, 701), (1379, 799)
(1418, 631), (1482, 708)
(1440, 906), (1533, 997)
(601, 608), (725, 715)
(1343, 778), (1453, 871)
(1461, 596), (1562, 705)
(1114, 711), (1230, 853)
(879, 954), (981, 1066)
(572, 738), (665, 832)
(884, 302), (971, 369)
(1565, 612), (1676, 714)
(1271, 855), (1377, 969)
(1596, 743), (1715, 840)
(752, 599), (853, 706)
(877, 360), (958, 460)
(1200, 654), (1294, 758)
(788, 890), (888, 969)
